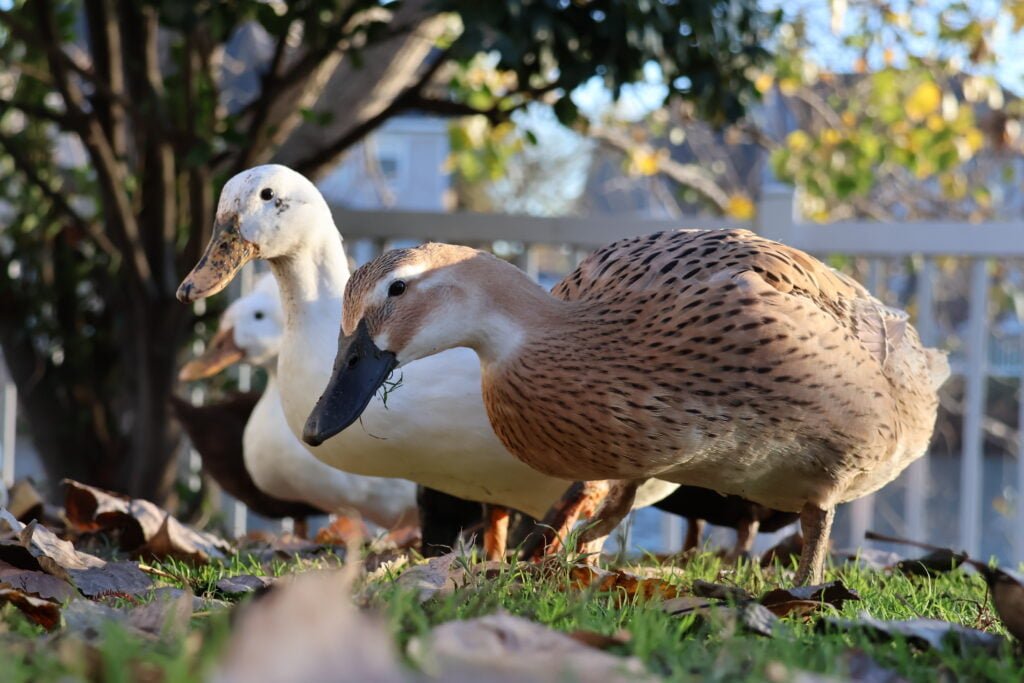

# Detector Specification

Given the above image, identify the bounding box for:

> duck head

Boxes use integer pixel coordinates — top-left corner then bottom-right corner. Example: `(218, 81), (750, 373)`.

(179, 274), (284, 381)
(177, 164), (332, 303)
(302, 243), (522, 446)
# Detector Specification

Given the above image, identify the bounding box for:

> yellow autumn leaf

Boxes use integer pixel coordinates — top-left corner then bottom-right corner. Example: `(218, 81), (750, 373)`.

(840, 111), (856, 127)
(821, 128), (842, 146)
(964, 128), (985, 153)
(786, 130), (812, 152)
(906, 82), (942, 122)
(754, 73), (774, 94)
(925, 113), (945, 133)
(779, 78), (800, 96)
(629, 149), (661, 176)
(726, 194), (756, 220)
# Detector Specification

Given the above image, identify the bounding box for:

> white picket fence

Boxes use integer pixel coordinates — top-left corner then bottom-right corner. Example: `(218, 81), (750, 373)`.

(2, 184), (1023, 561)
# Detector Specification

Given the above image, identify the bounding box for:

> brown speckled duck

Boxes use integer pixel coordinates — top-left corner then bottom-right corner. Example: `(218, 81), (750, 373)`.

(303, 230), (950, 584)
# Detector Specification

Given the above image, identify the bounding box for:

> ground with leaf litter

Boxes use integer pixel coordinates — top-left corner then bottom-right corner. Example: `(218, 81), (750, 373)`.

(1, 480), (1023, 682)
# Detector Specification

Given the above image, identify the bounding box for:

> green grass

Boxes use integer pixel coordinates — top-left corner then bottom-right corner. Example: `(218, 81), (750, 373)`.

(2, 549), (1021, 683)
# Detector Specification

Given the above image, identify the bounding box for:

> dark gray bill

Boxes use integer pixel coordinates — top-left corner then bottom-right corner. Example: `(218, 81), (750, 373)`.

(302, 320), (397, 446)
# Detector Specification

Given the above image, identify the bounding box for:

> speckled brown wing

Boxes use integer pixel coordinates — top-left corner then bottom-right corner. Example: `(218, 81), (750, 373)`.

(499, 229), (945, 510)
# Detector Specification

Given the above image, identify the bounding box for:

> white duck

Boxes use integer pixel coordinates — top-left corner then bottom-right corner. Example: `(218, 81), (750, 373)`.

(176, 165), (677, 555)
(179, 273), (418, 530)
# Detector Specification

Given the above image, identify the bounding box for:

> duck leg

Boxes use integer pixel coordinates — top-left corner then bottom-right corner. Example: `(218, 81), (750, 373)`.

(576, 480), (641, 560)
(794, 503), (834, 585)
(726, 518), (760, 562)
(483, 505), (510, 561)
(683, 518), (705, 552)
(520, 480), (612, 560)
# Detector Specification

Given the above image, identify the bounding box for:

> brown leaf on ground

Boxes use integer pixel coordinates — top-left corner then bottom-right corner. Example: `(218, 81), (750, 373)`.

(0, 559), (77, 602)
(396, 552), (464, 603)
(409, 612), (657, 683)
(566, 628), (632, 650)
(383, 525), (422, 550)
(760, 581), (861, 618)
(70, 561), (152, 598)
(661, 596), (718, 616)
(568, 564), (680, 601)
(237, 532), (328, 562)
(314, 515), (368, 547)
(212, 569), (410, 683)
(0, 587), (61, 630)
(663, 597), (778, 637)
(126, 588), (194, 640)
(820, 613), (1005, 654)
(216, 575), (276, 597)
(0, 510), (152, 598)
(692, 579), (752, 602)
(64, 480), (231, 563)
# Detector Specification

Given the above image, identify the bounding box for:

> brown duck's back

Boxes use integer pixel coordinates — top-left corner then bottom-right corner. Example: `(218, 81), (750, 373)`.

(484, 229), (948, 512)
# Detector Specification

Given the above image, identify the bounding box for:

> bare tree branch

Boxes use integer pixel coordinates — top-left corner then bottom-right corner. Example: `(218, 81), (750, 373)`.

(34, 0), (155, 297)
(590, 125), (733, 212)
(83, 0), (128, 158)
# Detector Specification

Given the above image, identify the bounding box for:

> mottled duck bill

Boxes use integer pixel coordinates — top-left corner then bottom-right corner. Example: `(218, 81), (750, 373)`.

(178, 327), (245, 382)
(302, 320), (397, 447)
(176, 216), (259, 303)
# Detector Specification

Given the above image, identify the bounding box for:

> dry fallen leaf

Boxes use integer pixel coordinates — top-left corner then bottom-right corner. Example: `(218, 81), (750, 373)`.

(759, 581), (860, 618)
(64, 480), (231, 563)
(0, 559), (77, 602)
(568, 564), (680, 601)
(0, 510), (152, 599)
(566, 628), (632, 650)
(125, 588), (194, 640)
(692, 579), (752, 602)
(820, 613), (1005, 654)
(213, 569), (410, 683)
(0, 587), (61, 630)
(396, 552), (465, 603)
(70, 561), (152, 599)
(215, 575), (276, 597)
(314, 515), (369, 547)
(664, 598), (778, 638)
(409, 612), (657, 683)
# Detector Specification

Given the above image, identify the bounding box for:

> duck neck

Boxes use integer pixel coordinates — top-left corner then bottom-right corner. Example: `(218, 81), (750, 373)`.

(268, 225), (350, 331)
(470, 260), (573, 369)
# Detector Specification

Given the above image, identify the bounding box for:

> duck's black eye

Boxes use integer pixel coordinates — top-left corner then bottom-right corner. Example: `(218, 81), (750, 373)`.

(388, 280), (406, 297)
(254, 311), (265, 320)
(260, 188), (274, 201)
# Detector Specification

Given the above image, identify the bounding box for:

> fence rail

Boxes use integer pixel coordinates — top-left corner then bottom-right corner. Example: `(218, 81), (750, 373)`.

(3, 185), (1024, 561)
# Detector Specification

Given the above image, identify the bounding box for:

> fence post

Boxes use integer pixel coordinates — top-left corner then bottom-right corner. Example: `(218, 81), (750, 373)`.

(906, 257), (937, 542)
(755, 183), (798, 244)
(1, 360), (15, 488)
(960, 259), (989, 558)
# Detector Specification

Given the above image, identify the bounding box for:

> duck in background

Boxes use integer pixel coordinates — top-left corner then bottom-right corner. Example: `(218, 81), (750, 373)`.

(652, 487), (798, 558)
(176, 165), (680, 560)
(177, 274), (419, 534)
(170, 391), (323, 531)
(305, 233), (949, 584)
